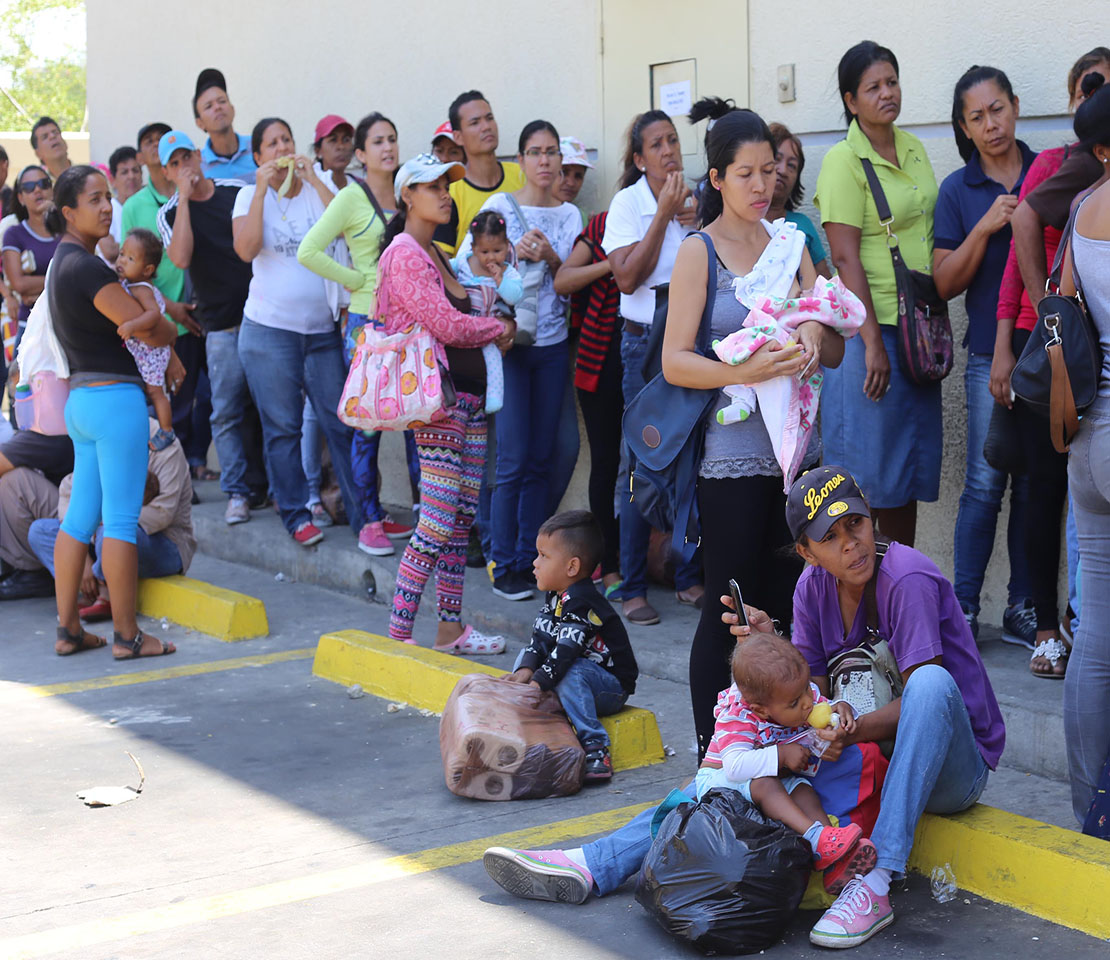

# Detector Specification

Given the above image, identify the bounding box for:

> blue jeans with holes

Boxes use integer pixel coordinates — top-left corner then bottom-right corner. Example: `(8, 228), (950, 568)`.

(205, 325), (252, 499)
(619, 328), (701, 597)
(237, 318), (360, 534)
(29, 517), (183, 580)
(491, 341), (568, 578)
(513, 649), (627, 749)
(953, 354), (1030, 614)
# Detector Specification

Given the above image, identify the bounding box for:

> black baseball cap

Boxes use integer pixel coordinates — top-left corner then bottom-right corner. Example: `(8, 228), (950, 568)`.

(785, 465), (871, 542)
(137, 122), (172, 150)
(195, 68), (227, 101)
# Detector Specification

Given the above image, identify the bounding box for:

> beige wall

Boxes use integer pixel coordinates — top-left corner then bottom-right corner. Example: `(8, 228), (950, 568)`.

(87, 0), (1105, 620)
(0, 132), (89, 177)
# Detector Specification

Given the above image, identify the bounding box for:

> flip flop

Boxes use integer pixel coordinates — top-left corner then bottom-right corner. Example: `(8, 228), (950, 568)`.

(56, 625), (107, 656)
(113, 631), (177, 661)
(434, 625), (506, 656)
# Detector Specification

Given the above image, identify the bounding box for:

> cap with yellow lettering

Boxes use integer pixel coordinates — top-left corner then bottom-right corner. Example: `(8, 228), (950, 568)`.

(785, 465), (870, 541)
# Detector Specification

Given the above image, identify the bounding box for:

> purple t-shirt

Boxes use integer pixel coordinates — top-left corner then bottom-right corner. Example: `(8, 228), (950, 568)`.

(791, 542), (1005, 769)
(2, 221), (60, 325)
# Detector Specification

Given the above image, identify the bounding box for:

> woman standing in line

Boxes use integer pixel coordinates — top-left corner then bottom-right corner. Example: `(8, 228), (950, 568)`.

(3, 164), (60, 348)
(815, 40), (940, 548)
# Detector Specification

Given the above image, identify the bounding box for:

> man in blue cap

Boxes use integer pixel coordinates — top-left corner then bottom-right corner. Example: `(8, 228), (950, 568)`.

(155, 130), (262, 525)
(193, 68), (256, 182)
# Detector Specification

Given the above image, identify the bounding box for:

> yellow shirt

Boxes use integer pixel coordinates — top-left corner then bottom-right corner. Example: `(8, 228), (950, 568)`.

(814, 121), (937, 326)
(447, 161), (526, 254)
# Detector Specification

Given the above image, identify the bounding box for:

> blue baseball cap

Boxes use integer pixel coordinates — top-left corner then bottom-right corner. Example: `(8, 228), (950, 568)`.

(158, 130), (196, 167)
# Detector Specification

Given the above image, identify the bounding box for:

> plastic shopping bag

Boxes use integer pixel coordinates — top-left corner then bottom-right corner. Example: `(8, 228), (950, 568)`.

(14, 261), (69, 435)
(439, 674), (585, 801)
(635, 788), (813, 955)
(337, 321), (451, 432)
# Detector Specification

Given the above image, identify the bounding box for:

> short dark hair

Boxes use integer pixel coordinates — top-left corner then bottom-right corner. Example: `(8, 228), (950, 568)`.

(1068, 47), (1110, 107)
(124, 227), (163, 270)
(108, 146), (138, 177)
(837, 41), (899, 126)
(469, 209), (508, 241)
(30, 116), (60, 149)
(731, 634), (810, 706)
(12, 164), (50, 223)
(538, 510), (604, 576)
(1075, 73), (1110, 153)
(768, 122), (806, 210)
(448, 90), (488, 131)
(250, 117), (293, 159)
(0, 145), (8, 164)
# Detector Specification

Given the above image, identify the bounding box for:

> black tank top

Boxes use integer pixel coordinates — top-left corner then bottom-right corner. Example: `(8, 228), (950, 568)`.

(434, 247), (487, 396)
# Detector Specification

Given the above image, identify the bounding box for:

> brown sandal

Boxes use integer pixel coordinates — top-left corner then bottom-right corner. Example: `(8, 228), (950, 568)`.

(112, 631), (177, 660)
(55, 625), (107, 656)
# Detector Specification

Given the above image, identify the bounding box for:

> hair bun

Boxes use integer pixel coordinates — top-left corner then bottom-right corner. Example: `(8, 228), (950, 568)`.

(688, 96), (736, 126)
(1082, 71), (1107, 98)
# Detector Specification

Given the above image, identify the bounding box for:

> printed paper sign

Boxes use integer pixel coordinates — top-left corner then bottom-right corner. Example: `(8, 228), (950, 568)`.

(660, 80), (692, 118)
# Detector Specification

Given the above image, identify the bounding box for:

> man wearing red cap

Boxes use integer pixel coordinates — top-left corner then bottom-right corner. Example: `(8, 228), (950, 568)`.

(431, 121), (465, 165)
(193, 68), (256, 182)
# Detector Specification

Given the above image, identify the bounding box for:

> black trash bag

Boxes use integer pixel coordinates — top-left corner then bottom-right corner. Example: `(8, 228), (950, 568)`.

(635, 788), (813, 955)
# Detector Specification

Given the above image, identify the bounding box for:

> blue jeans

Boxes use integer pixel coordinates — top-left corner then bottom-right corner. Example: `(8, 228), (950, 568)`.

(301, 396), (322, 506)
(953, 354), (1031, 613)
(870, 665), (989, 873)
(206, 325), (252, 498)
(514, 650), (627, 748)
(238, 318), (360, 534)
(547, 362), (581, 516)
(1066, 496), (1081, 625)
(619, 328), (701, 596)
(29, 518), (183, 580)
(491, 341), (568, 578)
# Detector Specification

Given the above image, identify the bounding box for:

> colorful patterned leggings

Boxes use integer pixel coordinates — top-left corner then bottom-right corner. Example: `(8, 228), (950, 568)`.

(389, 392), (486, 640)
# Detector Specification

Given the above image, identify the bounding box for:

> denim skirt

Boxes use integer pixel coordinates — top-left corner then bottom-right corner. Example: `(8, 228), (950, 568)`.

(819, 325), (942, 508)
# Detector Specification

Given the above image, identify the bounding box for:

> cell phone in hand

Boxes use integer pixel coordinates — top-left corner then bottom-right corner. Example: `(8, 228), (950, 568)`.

(727, 578), (749, 628)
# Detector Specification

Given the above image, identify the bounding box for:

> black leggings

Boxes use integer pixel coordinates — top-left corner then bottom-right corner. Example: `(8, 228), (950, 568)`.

(689, 473), (800, 760)
(577, 336), (623, 577)
(1012, 329), (1069, 631)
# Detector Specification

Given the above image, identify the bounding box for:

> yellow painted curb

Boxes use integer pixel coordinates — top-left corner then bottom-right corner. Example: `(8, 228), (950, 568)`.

(909, 804), (1110, 939)
(313, 629), (665, 771)
(137, 576), (269, 642)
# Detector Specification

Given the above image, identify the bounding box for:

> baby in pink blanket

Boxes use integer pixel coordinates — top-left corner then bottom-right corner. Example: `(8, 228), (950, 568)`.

(712, 275), (865, 488)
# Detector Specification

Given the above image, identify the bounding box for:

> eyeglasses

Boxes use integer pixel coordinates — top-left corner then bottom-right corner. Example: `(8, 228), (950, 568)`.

(19, 177), (51, 194)
(523, 147), (561, 159)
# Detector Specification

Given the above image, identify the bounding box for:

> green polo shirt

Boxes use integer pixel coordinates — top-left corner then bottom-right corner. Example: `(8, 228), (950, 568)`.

(121, 182), (187, 333)
(814, 120), (937, 327)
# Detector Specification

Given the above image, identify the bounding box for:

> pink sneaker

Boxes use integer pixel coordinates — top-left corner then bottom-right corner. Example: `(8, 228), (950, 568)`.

(823, 838), (878, 896)
(483, 847), (593, 904)
(293, 522), (323, 546)
(358, 522), (395, 556)
(809, 876), (894, 948)
(382, 515), (415, 539)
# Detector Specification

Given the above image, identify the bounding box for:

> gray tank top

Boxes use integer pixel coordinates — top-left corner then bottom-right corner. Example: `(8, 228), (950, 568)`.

(1071, 221), (1110, 399)
(700, 258), (785, 479)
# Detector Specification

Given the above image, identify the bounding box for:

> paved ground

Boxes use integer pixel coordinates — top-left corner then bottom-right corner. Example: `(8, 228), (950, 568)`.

(0, 556), (1102, 959)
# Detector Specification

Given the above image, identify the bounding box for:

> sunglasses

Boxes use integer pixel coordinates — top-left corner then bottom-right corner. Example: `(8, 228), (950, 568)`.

(19, 177), (52, 194)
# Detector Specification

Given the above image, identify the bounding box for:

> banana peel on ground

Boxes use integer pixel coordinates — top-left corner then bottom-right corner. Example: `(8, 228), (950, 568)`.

(76, 751), (146, 807)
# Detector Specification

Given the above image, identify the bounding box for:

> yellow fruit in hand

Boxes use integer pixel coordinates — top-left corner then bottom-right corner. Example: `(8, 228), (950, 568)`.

(808, 702), (833, 729)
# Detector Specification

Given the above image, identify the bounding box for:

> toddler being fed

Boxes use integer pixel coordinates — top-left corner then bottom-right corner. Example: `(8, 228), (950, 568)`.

(696, 632), (877, 895)
(115, 228), (175, 451)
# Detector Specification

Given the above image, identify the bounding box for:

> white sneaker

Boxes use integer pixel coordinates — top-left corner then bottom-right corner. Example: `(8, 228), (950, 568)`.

(225, 495), (250, 525)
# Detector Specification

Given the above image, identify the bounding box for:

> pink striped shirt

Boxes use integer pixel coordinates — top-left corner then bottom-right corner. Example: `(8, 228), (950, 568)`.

(701, 681), (827, 770)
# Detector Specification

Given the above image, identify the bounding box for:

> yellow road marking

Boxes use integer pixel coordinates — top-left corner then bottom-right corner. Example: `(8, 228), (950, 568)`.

(26, 648), (315, 698)
(0, 801), (657, 959)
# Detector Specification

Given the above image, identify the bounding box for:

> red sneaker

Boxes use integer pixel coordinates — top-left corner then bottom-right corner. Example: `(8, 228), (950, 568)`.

(293, 522), (324, 546)
(382, 516), (415, 539)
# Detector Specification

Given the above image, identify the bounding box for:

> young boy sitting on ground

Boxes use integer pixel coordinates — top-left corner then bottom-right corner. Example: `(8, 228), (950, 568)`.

(503, 510), (638, 782)
(696, 633), (877, 894)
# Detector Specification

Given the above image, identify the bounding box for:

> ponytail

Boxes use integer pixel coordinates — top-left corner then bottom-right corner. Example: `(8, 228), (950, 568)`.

(696, 109), (774, 227)
(618, 109), (672, 189)
(951, 65), (1015, 164)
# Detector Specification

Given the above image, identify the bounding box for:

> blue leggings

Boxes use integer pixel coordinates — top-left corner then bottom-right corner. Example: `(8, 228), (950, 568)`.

(61, 383), (149, 545)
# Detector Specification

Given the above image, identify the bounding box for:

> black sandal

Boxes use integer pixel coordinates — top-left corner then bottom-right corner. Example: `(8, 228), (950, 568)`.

(112, 631), (176, 660)
(55, 624), (107, 656)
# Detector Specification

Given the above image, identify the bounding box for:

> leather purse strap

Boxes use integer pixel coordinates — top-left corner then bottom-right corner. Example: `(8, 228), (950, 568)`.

(1047, 339), (1080, 453)
(860, 157), (910, 283)
(863, 541), (887, 634)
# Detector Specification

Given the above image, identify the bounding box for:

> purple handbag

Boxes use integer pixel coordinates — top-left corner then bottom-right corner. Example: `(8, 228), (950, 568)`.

(860, 158), (953, 384)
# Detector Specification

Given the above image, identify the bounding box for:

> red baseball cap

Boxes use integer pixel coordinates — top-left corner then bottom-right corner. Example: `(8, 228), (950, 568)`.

(315, 114), (353, 144)
(431, 120), (454, 143)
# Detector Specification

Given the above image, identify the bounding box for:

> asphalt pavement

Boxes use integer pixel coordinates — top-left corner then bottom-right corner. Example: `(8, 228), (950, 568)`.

(0, 555), (1103, 959)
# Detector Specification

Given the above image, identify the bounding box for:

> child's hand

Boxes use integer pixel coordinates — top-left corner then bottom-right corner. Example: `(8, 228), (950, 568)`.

(488, 261), (504, 286)
(502, 667), (534, 684)
(777, 742), (812, 774)
(832, 701), (856, 735)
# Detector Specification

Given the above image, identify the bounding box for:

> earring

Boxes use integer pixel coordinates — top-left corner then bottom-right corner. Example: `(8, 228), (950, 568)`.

(639, 166), (645, 172)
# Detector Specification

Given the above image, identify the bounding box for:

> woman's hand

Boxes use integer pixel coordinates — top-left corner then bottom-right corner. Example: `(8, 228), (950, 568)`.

(720, 595), (777, 640)
(165, 349), (185, 395)
(795, 320), (826, 381)
(294, 155), (320, 186)
(813, 723), (851, 762)
(729, 340), (806, 385)
(977, 194), (1020, 237)
(990, 340), (1016, 408)
(831, 702), (857, 735)
(495, 318), (516, 353)
(861, 330), (891, 401)
(657, 171), (690, 222)
(255, 160), (279, 190)
(517, 229), (552, 264)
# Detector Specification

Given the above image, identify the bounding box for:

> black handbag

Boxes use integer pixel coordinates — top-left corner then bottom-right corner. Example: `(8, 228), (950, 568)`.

(1011, 202), (1101, 453)
(640, 283), (670, 382)
(622, 233), (718, 561)
(982, 400), (1025, 475)
(860, 158), (954, 384)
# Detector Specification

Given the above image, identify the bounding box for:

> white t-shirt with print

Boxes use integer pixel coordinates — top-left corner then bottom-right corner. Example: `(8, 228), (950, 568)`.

(458, 192), (580, 347)
(232, 183), (333, 334)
